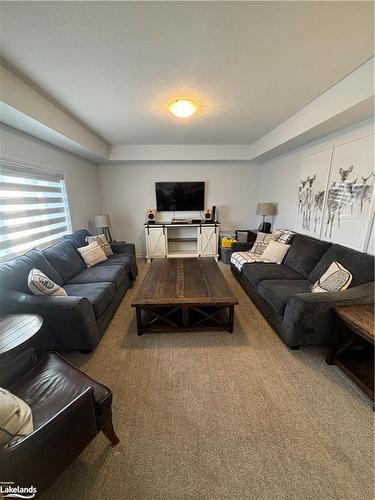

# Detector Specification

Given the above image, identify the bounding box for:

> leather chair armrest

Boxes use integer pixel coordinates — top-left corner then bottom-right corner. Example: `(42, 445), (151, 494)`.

(0, 348), (38, 389)
(0, 388), (97, 493)
(231, 242), (253, 252)
(281, 282), (374, 347)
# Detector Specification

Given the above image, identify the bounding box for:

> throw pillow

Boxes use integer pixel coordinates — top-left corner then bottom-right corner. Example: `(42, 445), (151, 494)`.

(85, 234), (113, 257)
(261, 240), (290, 264)
(78, 241), (107, 267)
(271, 229), (295, 244)
(28, 268), (67, 296)
(0, 387), (33, 445)
(251, 232), (273, 255)
(311, 261), (352, 293)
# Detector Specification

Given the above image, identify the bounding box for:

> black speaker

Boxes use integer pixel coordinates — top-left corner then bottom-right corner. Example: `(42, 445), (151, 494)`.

(258, 221), (271, 233)
(203, 208), (212, 222)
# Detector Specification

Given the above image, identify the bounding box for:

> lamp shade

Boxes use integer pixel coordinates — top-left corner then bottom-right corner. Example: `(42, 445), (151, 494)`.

(94, 214), (110, 228)
(256, 203), (274, 216)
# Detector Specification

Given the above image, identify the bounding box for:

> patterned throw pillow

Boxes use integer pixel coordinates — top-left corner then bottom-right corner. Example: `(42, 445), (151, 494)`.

(251, 232), (273, 255)
(85, 234), (113, 257)
(271, 229), (295, 244)
(311, 261), (352, 293)
(0, 387), (33, 445)
(78, 242), (107, 267)
(28, 268), (67, 296)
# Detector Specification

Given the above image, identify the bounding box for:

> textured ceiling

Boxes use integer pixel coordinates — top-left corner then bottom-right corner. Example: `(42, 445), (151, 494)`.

(0, 1), (374, 145)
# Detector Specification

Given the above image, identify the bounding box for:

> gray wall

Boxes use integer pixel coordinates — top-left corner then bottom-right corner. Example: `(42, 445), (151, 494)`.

(0, 124), (101, 233)
(97, 162), (260, 256)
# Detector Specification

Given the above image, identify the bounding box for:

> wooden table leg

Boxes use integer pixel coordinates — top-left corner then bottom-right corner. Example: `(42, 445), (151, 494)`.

(136, 307), (143, 336)
(182, 306), (189, 328)
(228, 305), (234, 334)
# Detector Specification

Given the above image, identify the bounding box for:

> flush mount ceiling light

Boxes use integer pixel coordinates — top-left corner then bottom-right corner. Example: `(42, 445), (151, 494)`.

(167, 98), (198, 118)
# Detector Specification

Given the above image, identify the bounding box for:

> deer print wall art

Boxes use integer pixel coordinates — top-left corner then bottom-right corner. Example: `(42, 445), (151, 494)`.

(295, 134), (374, 251)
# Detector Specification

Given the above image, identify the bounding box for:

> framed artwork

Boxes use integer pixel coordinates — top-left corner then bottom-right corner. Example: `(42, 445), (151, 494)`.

(321, 134), (374, 251)
(295, 148), (333, 238)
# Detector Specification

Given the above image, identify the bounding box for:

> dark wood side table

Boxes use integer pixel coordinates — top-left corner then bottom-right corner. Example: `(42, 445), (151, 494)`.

(234, 229), (258, 243)
(0, 314), (44, 357)
(326, 304), (374, 401)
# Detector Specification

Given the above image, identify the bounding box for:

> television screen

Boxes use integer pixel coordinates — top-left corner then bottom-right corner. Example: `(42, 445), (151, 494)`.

(155, 182), (205, 211)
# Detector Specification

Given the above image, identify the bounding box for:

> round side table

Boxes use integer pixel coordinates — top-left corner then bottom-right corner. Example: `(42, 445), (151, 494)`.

(0, 313), (44, 357)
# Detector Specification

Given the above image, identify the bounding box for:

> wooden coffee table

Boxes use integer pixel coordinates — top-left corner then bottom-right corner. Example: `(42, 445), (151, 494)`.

(132, 258), (238, 335)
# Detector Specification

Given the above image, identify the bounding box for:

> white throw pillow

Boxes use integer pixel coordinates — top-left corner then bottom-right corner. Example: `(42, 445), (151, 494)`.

(85, 234), (113, 257)
(261, 240), (290, 264)
(78, 241), (107, 267)
(28, 268), (67, 296)
(0, 387), (33, 445)
(311, 261), (352, 293)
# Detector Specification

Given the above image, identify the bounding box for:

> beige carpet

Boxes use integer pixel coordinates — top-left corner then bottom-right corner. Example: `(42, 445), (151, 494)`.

(44, 260), (373, 500)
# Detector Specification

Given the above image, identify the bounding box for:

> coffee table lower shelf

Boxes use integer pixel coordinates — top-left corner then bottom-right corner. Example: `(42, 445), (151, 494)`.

(134, 303), (235, 335)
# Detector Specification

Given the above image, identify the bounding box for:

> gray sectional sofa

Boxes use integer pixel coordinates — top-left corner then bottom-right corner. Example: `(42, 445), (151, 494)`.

(0, 230), (137, 351)
(231, 233), (374, 348)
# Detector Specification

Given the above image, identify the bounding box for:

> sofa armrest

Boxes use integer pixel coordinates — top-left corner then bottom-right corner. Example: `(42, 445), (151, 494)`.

(0, 289), (100, 351)
(110, 242), (138, 277)
(0, 348), (38, 389)
(231, 242), (254, 252)
(281, 282), (374, 346)
(0, 388), (97, 493)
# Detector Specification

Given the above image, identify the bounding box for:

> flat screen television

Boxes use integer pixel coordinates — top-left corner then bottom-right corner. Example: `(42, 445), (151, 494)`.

(155, 182), (205, 211)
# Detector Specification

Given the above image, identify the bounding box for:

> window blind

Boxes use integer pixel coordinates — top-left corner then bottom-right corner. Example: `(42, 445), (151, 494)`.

(0, 160), (72, 261)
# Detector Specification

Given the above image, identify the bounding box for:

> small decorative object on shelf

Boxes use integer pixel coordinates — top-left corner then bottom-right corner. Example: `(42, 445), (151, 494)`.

(94, 214), (113, 242)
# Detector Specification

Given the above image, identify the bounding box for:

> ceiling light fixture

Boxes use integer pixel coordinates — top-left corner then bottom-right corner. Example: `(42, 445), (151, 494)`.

(167, 98), (198, 118)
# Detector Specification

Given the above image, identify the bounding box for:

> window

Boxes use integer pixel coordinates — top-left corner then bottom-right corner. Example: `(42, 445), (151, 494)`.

(0, 160), (72, 261)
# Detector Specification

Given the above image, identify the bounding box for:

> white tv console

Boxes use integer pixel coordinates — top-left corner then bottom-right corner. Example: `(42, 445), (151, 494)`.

(144, 222), (219, 263)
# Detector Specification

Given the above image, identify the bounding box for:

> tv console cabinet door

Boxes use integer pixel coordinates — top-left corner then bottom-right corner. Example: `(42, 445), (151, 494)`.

(199, 226), (218, 258)
(146, 227), (166, 260)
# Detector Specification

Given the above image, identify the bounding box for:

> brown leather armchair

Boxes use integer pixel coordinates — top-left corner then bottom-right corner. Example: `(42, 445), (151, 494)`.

(0, 348), (119, 496)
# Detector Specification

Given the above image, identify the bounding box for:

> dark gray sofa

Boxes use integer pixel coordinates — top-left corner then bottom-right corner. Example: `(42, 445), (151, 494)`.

(231, 233), (374, 348)
(0, 230), (138, 351)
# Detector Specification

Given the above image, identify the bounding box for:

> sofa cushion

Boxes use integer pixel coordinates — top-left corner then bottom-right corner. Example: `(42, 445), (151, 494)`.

(63, 282), (115, 318)
(9, 352), (112, 429)
(66, 265), (127, 290)
(309, 244), (374, 287)
(43, 240), (85, 282)
(0, 249), (63, 293)
(95, 253), (132, 271)
(257, 279), (311, 316)
(63, 229), (92, 250)
(283, 234), (331, 278)
(242, 263), (305, 288)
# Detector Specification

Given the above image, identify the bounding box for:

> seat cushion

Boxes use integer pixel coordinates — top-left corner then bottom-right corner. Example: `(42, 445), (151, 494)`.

(283, 234), (331, 278)
(257, 279), (311, 316)
(95, 253), (132, 270)
(242, 263), (305, 288)
(309, 244), (375, 287)
(66, 265), (127, 289)
(64, 282), (115, 318)
(43, 240), (85, 282)
(0, 249), (63, 293)
(63, 229), (92, 250)
(9, 352), (112, 429)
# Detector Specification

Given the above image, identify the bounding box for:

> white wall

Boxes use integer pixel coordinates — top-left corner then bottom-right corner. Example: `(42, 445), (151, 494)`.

(257, 119), (374, 244)
(0, 124), (101, 232)
(97, 162), (260, 256)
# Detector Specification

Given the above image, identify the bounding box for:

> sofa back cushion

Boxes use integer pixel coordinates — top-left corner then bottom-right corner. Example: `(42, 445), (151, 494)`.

(0, 249), (63, 293)
(63, 229), (92, 250)
(309, 244), (374, 287)
(43, 240), (85, 283)
(283, 234), (331, 278)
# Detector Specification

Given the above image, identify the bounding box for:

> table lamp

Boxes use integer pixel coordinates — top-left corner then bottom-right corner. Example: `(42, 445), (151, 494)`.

(94, 214), (113, 242)
(256, 203), (274, 233)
